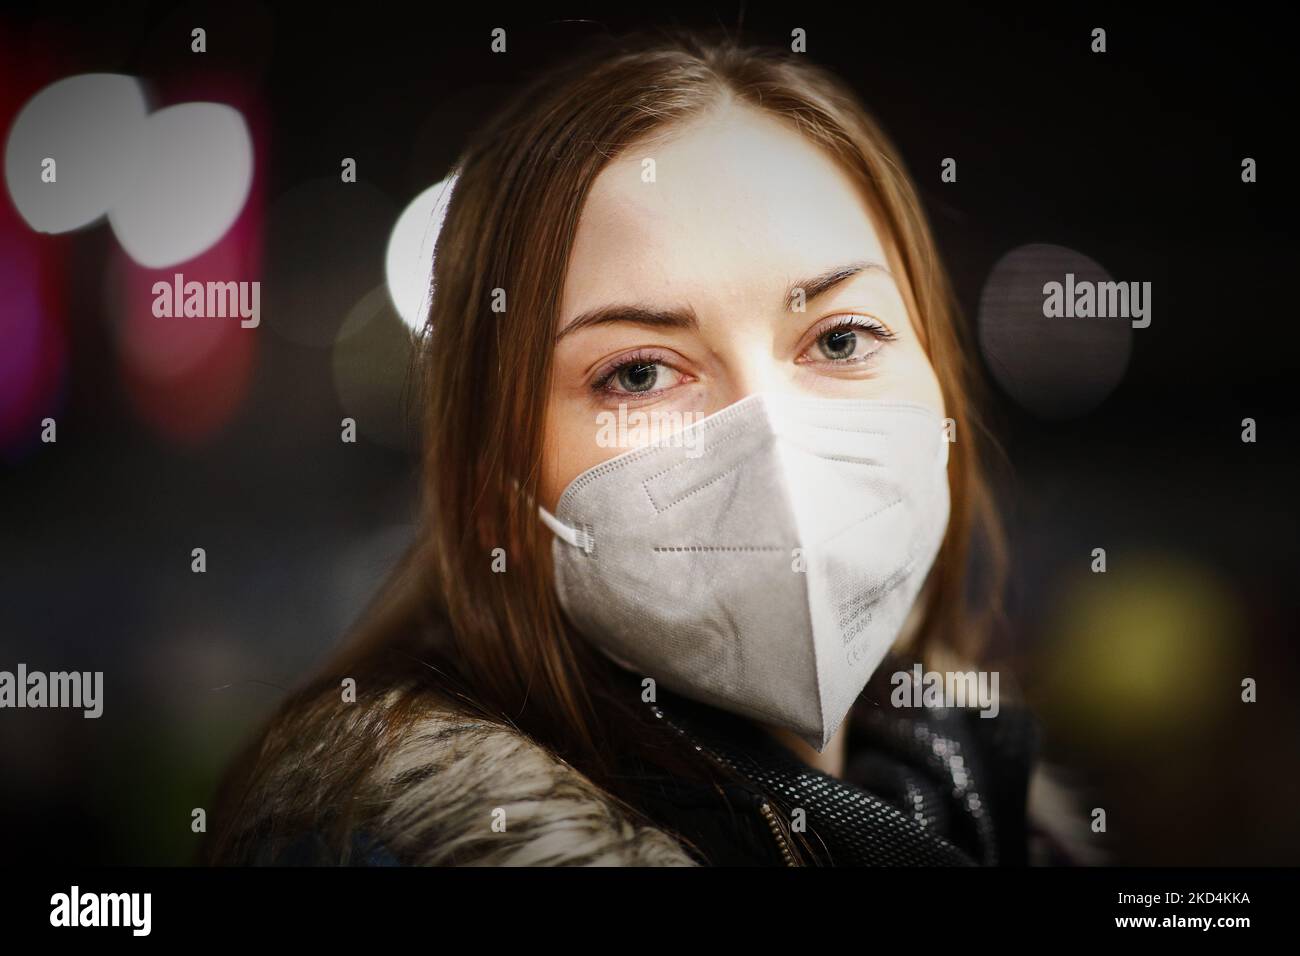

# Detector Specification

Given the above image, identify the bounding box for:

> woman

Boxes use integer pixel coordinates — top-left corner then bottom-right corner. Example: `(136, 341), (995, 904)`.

(204, 30), (1060, 867)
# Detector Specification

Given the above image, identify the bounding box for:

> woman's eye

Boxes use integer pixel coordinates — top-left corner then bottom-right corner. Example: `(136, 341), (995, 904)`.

(801, 316), (896, 366)
(594, 357), (684, 396)
(616, 362), (661, 392)
(818, 328), (860, 361)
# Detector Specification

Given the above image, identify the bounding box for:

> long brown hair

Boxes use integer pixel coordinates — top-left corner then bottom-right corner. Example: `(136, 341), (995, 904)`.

(205, 28), (1007, 866)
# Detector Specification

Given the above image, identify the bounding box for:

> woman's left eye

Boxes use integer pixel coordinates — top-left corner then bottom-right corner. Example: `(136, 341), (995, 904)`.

(799, 316), (896, 365)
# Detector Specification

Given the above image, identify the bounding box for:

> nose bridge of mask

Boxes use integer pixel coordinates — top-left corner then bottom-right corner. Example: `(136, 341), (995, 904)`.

(536, 392), (948, 551)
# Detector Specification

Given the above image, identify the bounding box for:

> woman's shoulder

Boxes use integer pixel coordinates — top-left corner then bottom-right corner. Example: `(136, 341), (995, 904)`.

(217, 672), (696, 867)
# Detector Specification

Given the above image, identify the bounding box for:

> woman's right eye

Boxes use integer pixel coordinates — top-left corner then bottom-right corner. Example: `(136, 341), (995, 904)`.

(591, 352), (686, 397)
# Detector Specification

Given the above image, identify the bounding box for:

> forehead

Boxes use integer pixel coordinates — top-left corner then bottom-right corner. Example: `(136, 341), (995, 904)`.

(561, 102), (891, 314)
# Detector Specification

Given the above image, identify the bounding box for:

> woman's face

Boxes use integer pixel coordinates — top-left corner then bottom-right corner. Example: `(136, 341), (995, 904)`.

(540, 101), (945, 512)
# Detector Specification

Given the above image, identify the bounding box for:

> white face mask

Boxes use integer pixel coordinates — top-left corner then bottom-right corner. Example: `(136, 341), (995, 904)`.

(538, 391), (951, 751)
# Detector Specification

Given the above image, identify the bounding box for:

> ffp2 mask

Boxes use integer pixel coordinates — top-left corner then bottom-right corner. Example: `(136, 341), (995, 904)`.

(538, 391), (950, 751)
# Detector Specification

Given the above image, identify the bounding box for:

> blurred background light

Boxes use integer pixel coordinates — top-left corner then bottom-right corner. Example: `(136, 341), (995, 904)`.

(5, 73), (253, 267)
(4, 73), (147, 234)
(385, 173), (457, 333)
(103, 75), (268, 447)
(108, 101), (253, 268)
(978, 243), (1132, 420)
(1035, 552), (1245, 748)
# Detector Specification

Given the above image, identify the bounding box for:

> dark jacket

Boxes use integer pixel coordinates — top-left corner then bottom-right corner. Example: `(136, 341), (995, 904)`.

(235, 653), (1060, 867)
(605, 657), (1043, 866)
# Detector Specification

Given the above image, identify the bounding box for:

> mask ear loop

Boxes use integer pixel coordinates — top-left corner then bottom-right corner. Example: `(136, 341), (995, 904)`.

(538, 504), (594, 553)
(507, 476), (594, 553)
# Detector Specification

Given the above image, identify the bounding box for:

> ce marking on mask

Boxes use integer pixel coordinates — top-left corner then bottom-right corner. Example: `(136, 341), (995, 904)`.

(846, 630), (877, 667)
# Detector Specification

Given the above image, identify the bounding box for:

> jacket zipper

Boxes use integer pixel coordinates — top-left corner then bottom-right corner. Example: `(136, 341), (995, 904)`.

(757, 800), (798, 867)
(653, 704), (801, 866)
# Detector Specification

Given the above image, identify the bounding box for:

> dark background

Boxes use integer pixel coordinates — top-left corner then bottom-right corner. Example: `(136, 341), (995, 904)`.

(1, 1), (1296, 865)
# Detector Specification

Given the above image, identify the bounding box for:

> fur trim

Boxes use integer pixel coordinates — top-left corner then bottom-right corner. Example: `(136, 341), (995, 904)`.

(218, 680), (697, 867)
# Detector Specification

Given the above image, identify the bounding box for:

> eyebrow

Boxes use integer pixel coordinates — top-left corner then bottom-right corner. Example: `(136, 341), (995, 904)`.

(785, 260), (891, 311)
(555, 260), (891, 342)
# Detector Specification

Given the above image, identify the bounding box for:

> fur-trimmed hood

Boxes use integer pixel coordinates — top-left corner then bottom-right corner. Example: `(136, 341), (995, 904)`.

(209, 676), (698, 866)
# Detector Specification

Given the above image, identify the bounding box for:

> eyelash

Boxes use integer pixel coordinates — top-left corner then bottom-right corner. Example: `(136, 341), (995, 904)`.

(588, 315), (897, 396)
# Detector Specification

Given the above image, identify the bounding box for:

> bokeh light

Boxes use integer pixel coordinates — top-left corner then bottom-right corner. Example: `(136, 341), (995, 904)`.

(106, 74), (268, 446)
(5, 73), (253, 267)
(1035, 552), (1245, 748)
(108, 101), (253, 267)
(4, 73), (146, 234)
(978, 243), (1132, 420)
(385, 173), (457, 333)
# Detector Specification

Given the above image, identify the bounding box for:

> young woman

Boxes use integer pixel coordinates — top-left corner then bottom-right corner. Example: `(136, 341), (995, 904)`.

(204, 30), (1053, 867)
